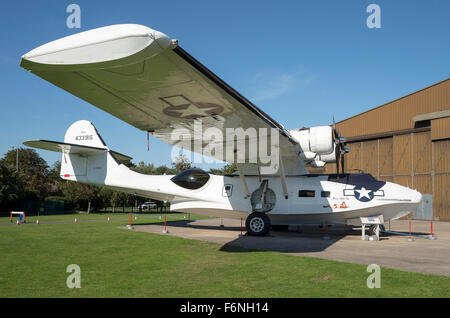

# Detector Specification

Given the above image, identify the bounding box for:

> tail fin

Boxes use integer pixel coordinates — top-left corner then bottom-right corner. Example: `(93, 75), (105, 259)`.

(61, 120), (107, 181)
(23, 120), (132, 184)
(64, 120), (107, 149)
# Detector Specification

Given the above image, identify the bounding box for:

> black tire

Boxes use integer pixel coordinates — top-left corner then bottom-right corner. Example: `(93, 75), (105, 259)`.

(246, 212), (271, 236)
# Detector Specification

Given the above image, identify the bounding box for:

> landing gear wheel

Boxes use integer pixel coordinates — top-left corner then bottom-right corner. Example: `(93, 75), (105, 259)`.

(246, 212), (271, 236)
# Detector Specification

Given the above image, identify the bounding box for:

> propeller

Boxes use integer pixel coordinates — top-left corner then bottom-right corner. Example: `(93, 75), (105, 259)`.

(332, 117), (348, 178)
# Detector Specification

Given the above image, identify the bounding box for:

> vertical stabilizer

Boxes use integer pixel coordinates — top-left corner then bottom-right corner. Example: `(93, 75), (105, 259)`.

(64, 120), (107, 148)
(61, 120), (110, 183)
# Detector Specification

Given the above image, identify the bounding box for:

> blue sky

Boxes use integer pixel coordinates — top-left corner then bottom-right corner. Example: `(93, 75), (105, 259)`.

(1, 0), (449, 169)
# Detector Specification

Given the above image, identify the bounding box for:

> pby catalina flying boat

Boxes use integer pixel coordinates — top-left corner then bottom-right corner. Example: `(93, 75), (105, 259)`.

(21, 24), (422, 236)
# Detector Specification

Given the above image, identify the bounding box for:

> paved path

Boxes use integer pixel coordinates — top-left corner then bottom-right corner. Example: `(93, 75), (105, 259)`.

(133, 218), (450, 277)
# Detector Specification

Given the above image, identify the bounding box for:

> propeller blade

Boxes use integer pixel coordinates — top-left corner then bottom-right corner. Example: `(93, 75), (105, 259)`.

(331, 116), (349, 177)
(335, 144), (341, 177)
(332, 116), (339, 144)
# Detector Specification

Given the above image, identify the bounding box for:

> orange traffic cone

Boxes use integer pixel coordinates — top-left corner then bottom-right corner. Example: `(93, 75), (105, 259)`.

(74, 218), (78, 223)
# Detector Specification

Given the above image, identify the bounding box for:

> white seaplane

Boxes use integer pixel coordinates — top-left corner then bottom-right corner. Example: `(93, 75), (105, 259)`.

(21, 24), (422, 236)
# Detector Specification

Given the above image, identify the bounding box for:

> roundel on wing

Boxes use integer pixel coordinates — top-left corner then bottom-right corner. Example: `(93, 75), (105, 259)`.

(160, 94), (224, 119)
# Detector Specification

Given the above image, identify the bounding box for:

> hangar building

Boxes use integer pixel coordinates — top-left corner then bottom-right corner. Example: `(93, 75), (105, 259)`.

(325, 78), (450, 221)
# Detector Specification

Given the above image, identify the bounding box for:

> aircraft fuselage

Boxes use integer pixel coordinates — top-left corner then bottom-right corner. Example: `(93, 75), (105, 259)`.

(100, 160), (421, 225)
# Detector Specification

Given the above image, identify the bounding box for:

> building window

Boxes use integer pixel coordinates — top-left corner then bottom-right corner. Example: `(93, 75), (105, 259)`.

(414, 120), (431, 128)
(299, 190), (315, 197)
(321, 191), (331, 197)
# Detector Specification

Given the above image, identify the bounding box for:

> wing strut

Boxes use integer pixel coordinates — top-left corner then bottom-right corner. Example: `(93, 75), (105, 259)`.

(279, 157), (289, 199)
(236, 164), (250, 199)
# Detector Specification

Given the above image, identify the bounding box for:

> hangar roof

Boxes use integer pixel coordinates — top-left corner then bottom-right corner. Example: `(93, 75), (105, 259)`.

(337, 78), (450, 140)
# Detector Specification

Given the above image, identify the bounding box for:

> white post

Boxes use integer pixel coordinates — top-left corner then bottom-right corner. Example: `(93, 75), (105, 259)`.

(236, 164), (250, 199)
(279, 157), (288, 199)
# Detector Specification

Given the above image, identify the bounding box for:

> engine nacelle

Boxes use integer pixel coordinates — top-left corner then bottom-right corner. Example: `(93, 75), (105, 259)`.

(309, 160), (326, 168)
(290, 126), (334, 155)
(308, 146), (336, 167)
(316, 146), (336, 163)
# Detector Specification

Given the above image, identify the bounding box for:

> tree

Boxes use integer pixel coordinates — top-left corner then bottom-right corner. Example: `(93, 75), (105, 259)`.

(155, 165), (174, 175)
(0, 161), (25, 209)
(122, 161), (136, 169)
(47, 161), (63, 197)
(61, 181), (99, 213)
(97, 188), (127, 213)
(209, 163), (237, 175)
(131, 161), (156, 175)
(112, 191), (129, 213)
(0, 148), (50, 200)
(98, 187), (114, 211)
(172, 154), (192, 173)
(48, 161), (61, 182)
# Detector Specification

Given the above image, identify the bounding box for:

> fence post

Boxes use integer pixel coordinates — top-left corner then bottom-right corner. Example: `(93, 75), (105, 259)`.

(162, 215), (168, 234)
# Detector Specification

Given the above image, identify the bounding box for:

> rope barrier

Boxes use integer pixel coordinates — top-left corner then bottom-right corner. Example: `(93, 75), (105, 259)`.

(130, 213), (190, 222)
(378, 229), (432, 240)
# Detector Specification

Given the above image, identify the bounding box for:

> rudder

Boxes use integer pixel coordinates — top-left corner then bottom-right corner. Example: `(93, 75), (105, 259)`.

(61, 120), (109, 182)
(64, 120), (107, 148)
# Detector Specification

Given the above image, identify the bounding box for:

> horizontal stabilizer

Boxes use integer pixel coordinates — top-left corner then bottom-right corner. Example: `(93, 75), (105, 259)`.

(109, 150), (133, 163)
(23, 140), (132, 162)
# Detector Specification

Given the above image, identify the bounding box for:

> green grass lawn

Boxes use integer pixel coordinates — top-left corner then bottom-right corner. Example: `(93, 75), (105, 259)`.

(0, 210), (201, 224)
(0, 213), (449, 297)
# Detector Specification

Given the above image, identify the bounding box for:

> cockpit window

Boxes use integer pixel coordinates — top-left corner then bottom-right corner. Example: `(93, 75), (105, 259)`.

(171, 169), (210, 190)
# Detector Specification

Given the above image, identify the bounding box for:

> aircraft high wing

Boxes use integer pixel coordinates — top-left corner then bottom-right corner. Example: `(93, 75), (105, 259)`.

(20, 24), (309, 175)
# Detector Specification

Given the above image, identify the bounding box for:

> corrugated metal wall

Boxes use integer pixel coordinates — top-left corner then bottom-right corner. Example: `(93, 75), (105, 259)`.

(321, 78), (450, 221)
(325, 131), (449, 220)
(433, 139), (450, 221)
(337, 78), (450, 137)
(432, 117), (450, 140)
